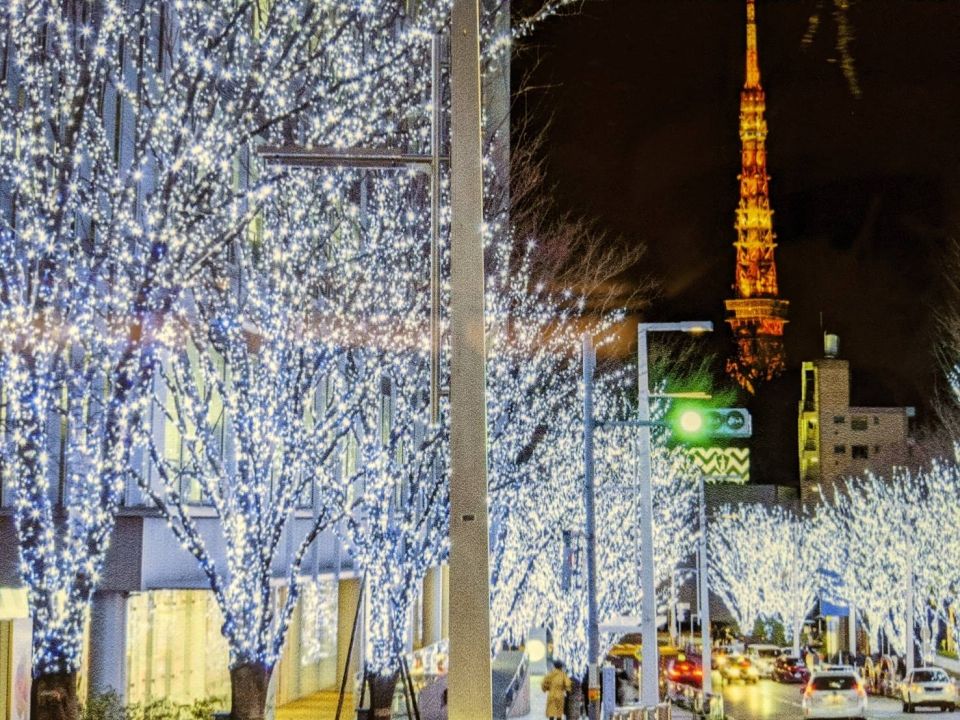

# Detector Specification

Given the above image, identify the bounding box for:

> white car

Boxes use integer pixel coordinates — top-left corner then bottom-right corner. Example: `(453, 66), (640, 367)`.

(746, 644), (782, 678)
(901, 667), (957, 713)
(802, 671), (867, 719)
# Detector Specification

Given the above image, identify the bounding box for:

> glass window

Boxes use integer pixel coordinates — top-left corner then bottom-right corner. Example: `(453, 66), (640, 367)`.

(851, 416), (868, 431)
(833, 416), (845, 424)
(913, 670), (948, 683)
(852, 445), (868, 459)
(833, 445), (846, 454)
(811, 675), (857, 691)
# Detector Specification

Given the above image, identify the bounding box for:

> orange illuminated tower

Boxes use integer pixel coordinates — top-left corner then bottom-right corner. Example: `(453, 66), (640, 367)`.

(725, 0), (789, 394)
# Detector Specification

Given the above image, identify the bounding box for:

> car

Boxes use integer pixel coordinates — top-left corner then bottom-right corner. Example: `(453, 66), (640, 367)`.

(747, 644), (782, 678)
(802, 671), (867, 719)
(665, 655), (704, 688)
(901, 667), (957, 713)
(773, 655), (810, 684)
(720, 654), (759, 684)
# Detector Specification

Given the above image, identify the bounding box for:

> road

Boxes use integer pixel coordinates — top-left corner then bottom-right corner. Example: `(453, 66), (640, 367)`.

(720, 678), (960, 720)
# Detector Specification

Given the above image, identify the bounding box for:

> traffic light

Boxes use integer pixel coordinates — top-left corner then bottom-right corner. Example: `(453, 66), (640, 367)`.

(670, 406), (752, 440)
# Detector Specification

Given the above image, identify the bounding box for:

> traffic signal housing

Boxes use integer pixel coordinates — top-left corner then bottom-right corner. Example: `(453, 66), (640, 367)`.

(669, 406), (752, 442)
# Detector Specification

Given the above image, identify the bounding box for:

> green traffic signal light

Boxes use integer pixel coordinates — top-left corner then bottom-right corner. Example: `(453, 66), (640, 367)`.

(678, 409), (704, 435)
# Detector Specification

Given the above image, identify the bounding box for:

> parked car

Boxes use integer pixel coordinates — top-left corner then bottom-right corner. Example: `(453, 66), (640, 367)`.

(665, 655), (703, 688)
(802, 671), (867, 719)
(900, 667), (957, 713)
(773, 655), (810, 684)
(747, 644), (782, 678)
(719, 654), (759, 684)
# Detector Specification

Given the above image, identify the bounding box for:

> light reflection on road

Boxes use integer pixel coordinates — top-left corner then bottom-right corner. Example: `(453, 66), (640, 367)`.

(719, 678), (960, 720)
(722, 677), (803, 719)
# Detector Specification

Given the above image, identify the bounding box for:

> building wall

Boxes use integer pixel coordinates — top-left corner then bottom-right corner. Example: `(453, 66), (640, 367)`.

(799, 358), (910, 506)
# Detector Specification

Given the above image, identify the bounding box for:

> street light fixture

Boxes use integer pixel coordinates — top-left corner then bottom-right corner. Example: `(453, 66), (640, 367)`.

(581, 320), (713, 719)
(636, 321), (713, 710)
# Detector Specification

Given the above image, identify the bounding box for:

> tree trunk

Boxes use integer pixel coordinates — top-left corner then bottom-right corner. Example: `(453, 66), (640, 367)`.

(366, 670), (399, 720)
(31, 671), (79, 720)
(230, 662), (272, 720)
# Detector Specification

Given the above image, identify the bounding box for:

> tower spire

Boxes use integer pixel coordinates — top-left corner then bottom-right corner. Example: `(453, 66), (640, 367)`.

(745, 0), (760, 88)
(724, 0), (789, 394)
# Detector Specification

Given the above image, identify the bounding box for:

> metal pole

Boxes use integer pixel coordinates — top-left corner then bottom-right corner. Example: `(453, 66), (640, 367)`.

(848, 601), (856, 660)
(583, 334), (600, 720)
(698, 475), (712, 697)
(906, 558), (915, 674)
(448, 2), (493, 718)
(637, 324), (659, 707)
(429, 32), (442, 425)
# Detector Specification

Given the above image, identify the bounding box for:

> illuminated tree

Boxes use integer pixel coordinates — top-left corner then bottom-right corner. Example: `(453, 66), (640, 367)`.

(817, 468), (956, 657)
(0, 2), (441, 718)
(708, 503), (779, 635)
(761, 508), (821, 656)
(138, 168), (416, 720)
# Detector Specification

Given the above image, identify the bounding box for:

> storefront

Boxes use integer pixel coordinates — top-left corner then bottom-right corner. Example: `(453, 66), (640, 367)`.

(124, 579), (341, 710)
(0, 589), (31, 720)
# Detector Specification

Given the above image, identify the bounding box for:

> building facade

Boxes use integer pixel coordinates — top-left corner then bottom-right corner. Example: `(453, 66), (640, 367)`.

(798, 338), (914, 505)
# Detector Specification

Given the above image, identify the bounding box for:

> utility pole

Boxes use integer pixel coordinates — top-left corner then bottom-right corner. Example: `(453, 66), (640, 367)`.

(582, 334), (600, 720)
(636, 325), (659, 708)
(448, 1), (492, 718)
(698, 474), (713, 698)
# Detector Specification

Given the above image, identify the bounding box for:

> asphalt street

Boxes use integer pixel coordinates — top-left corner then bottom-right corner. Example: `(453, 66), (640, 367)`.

(721, 679), (960, 720)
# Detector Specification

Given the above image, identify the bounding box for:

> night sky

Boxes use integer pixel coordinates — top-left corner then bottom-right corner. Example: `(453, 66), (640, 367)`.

(513, 0), (960, 484)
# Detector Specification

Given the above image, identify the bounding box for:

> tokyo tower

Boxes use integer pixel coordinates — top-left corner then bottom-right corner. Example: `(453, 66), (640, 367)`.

(725, 0), (789, 394)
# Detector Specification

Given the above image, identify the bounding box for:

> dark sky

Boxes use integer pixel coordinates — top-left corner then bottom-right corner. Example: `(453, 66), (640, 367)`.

(513, 0), (960, 484)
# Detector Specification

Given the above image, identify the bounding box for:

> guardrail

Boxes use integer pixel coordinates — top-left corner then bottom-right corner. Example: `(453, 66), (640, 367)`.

(610, 703), (672, 720)
(664, 681), (725, 719)
(501, 654), (528, 714)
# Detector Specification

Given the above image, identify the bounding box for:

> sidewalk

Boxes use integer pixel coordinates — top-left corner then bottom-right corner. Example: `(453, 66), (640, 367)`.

(275, 690), (354, 720)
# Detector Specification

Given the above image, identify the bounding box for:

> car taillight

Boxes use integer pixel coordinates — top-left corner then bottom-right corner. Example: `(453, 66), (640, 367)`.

(855, 681), (866, 698)
(694, 669), (703, 677)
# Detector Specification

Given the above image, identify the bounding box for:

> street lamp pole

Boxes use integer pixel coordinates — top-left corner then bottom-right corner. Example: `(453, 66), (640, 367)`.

(637, 321), (712, 708)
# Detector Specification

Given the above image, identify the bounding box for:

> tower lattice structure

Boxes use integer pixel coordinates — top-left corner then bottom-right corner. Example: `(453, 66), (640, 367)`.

(725, 0), (789, 394)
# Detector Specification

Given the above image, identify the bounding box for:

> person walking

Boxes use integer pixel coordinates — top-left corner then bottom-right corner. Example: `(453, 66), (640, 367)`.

(541, 660), (572, 720)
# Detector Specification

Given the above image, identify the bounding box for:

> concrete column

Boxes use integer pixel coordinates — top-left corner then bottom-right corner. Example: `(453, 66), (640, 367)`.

(422, 565), (444, 647)
(88, 591), (127, 701)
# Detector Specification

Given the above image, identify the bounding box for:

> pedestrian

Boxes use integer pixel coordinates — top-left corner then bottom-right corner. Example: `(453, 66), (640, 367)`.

(541, 659), (572, 720)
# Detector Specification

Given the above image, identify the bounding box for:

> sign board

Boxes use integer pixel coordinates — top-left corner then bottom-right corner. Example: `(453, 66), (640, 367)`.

(687, 447), (750, 484)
